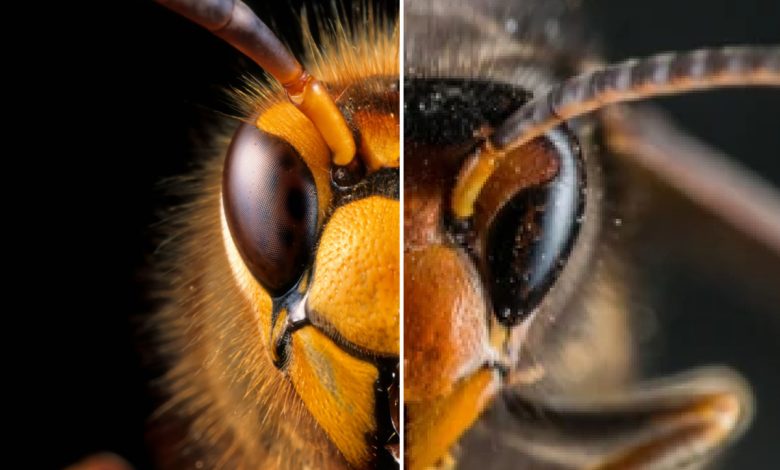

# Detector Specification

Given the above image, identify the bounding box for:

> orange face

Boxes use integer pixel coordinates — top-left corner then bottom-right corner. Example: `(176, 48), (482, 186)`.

(149, 13), (400, 469)
(223, 68), (400, 468)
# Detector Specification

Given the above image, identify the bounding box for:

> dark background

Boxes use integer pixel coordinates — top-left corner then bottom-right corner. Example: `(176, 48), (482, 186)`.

(588, 2), (780, 469)
(32, 0), (777, 469)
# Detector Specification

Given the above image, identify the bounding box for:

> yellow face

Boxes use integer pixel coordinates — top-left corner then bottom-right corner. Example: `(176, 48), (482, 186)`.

(152, 14), (399, 470)
(223, 89), (400, 468)
(222, 62), (399, 470)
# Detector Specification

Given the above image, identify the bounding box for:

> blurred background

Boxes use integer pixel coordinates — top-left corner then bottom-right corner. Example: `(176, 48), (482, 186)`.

(37, 0), (776, 468)
(588, 1), (780, 468)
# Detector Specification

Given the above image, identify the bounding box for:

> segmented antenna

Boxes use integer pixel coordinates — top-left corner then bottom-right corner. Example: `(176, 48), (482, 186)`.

(452, 46), (780, 218)
(155, 0), (356, 165)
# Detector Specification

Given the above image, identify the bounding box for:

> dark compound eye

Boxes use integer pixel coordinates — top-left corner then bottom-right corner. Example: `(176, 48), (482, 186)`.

(223, 122), (318, 297)
(485, 128), (585, 326)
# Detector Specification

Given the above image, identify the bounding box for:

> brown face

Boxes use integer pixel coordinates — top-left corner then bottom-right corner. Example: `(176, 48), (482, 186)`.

(404, 78), (588, 468)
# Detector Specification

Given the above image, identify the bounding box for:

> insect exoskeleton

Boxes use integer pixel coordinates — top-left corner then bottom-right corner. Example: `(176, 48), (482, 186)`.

(404, 78), (593, 470)
(404, 4), (614, 468)
(404, 0), (779, 468)
(150, 1), (399, 469)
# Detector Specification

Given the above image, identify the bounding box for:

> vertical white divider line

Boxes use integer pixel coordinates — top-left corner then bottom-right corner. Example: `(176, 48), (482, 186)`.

(398, 0), (405, 466)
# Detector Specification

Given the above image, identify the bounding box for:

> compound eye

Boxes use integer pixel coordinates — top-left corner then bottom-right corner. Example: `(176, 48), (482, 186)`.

(484, 129), (585, 326)
(223, 122), (318, 296)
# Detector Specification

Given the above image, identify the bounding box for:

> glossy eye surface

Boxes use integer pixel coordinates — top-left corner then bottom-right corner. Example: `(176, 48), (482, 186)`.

(484, 128), (585, 326)
(223, 122), (318, 296)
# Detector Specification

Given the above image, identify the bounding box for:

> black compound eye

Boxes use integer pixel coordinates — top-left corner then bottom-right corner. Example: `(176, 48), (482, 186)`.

(485, 128), (585, 326)
(223, 122), (318, 297)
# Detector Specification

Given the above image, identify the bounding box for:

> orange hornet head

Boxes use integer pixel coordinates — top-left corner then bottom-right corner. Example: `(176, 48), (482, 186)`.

(222, 33), (400, 470)
(153, 1), (399, 467)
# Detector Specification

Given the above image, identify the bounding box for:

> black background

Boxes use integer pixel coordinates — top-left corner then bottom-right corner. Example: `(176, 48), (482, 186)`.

(32, 0), (778, 469)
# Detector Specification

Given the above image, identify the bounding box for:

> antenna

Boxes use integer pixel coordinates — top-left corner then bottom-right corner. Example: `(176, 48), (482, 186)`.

(451, 46), (780, 218)
(155, 0), (356, 166)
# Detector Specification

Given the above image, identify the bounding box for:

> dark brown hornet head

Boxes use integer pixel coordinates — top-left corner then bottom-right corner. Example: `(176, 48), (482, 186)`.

(404, 0), (779, 468)
(152, 1), (399, 469)
(404, 77), (590, 470)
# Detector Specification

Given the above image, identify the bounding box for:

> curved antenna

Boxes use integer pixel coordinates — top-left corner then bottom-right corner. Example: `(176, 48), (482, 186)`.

(452, 46), (780, 218)
(155, 0), (356, 165)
